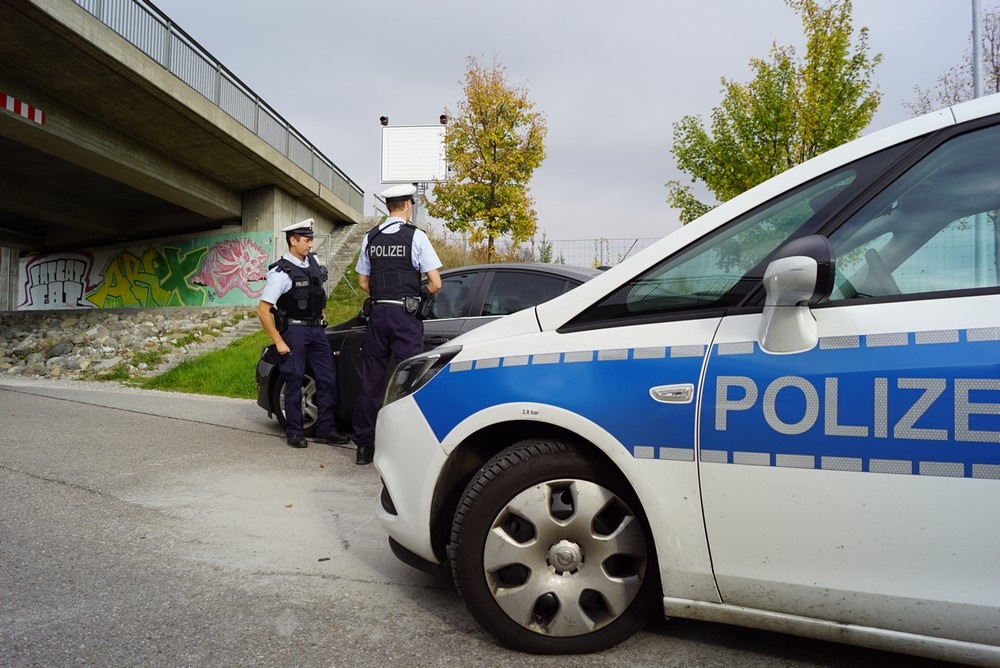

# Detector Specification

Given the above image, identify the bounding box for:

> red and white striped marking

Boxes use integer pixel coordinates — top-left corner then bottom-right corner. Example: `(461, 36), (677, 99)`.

(1, 91), (46, 125)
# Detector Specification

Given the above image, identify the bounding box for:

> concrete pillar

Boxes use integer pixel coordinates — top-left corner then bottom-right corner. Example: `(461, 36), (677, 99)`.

(0, 247), (18, 311)
(242, 186), (339, 262)
(242, 186), (339, 235)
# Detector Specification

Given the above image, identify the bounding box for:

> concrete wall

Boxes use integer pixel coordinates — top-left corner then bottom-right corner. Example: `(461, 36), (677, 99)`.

(14, 230), (274, 310)
(4, 212), (370, 312)
(0, 183), (362, 311)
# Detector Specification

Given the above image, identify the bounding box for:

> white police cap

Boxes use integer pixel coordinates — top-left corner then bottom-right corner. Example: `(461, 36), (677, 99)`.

(281, 218), (315, 237)
(380, 184), (416, 203)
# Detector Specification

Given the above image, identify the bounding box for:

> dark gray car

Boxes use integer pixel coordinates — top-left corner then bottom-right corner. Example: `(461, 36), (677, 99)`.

(255, 263), (602, 433)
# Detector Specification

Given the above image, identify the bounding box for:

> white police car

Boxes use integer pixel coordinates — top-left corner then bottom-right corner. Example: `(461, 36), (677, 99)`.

(374, 94), (1000, 665)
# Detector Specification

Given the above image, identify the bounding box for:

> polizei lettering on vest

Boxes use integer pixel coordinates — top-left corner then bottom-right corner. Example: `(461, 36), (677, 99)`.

(369, 245), (407, 258)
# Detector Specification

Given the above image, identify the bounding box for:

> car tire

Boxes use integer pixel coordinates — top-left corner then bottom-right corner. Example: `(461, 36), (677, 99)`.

(449, 438), (658, 654)
(272, 372), (318, 436)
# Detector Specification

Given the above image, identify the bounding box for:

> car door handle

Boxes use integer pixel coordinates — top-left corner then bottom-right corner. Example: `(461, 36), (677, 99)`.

(649, 384), (694, 404)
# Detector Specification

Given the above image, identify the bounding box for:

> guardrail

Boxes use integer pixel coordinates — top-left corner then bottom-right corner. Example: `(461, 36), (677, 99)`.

(72, 0), (364, 215)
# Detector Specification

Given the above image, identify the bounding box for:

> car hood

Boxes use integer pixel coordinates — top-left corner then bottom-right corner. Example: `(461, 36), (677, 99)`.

(445, 307), (542, 347)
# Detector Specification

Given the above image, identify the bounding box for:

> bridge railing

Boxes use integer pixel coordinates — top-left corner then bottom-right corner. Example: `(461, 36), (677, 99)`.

(72, 0), (365, 215)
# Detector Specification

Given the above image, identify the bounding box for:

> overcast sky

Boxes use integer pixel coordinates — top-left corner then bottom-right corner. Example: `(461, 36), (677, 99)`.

(157, 0), (999, 243)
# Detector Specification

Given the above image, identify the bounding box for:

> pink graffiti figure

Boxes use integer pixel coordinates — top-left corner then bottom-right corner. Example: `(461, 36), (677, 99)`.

(192, 238), (269, 298)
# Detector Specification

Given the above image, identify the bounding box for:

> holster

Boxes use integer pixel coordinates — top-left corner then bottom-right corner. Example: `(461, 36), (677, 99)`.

(418, 290), (435, 320)
(270, 306), (289, 333)
(403, 295), (420, 316)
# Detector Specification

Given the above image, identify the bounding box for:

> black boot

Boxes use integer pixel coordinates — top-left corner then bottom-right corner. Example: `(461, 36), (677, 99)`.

(355, 444), (374, 465)
(315, 431), (350, 445)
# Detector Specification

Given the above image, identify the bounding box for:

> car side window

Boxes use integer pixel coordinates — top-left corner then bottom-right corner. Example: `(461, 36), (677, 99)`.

(829, 123), (1000, 300)
(481, 272), (571, 316)
(428, 272), (478, 320)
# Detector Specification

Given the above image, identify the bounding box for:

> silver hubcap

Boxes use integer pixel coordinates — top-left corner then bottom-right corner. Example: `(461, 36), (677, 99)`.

(482, 479), (647, 637)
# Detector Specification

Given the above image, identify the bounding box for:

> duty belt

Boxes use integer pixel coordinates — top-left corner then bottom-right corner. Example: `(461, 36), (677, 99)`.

(372, 297), (422, 316)
(287, 318), (324, 326)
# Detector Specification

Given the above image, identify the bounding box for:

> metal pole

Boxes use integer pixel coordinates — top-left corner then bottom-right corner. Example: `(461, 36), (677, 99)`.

(973, 0), (988, 284)
(973, 0), (984, 97)
(163, 20), (172, 71)
(413, 182), (427, 227)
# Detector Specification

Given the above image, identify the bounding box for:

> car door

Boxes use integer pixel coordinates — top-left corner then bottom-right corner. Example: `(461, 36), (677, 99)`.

(423, 269), (487, 348)
(557, 163), (887, 599)
(479, 269), (578, 317)
(699, 121), (1000, 645)
(452, 268), (587, 338)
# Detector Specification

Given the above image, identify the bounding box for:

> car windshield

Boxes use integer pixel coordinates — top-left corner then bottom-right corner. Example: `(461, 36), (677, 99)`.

(566, 171), (857, 327)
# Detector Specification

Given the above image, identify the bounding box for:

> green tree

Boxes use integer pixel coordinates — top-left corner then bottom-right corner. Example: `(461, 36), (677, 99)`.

(906, 7), (1000, 115)
(666, 0), (881, 224)
(538, 233), (554, 263)
(426, 56), (547, 262)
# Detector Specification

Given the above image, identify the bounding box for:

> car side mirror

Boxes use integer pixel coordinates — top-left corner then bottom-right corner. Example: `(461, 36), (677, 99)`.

(758, 235), (835, 354)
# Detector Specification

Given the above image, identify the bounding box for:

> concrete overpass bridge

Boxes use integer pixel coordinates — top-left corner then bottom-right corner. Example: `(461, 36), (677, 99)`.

(0, 0), (366, 311)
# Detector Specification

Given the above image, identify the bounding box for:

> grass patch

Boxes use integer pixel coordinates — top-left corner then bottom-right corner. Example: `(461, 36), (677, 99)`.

(170, 332), (201, 348)
(136, 256), (368, 399)
(132, 348), (169, 368)
(323, 262), (368, 322)
(138, 329), (270, 399)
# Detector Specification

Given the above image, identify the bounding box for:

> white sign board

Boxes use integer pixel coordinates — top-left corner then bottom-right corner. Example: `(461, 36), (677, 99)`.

(380, 125), (447, 183)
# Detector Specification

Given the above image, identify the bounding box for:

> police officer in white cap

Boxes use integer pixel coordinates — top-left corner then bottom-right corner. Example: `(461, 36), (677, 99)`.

(257, 218), (349, 448)
(353, 185), (443, 464)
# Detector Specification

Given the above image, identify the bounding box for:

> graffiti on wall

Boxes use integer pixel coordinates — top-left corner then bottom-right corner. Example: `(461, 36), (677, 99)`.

(18, 232), (272, 310)
(191, 237), (272, 298)
(87, 245), (209, 308)
(20, 253), (100, 309)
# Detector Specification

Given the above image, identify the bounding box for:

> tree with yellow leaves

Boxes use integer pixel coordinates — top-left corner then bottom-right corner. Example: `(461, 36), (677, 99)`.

(426, 56), (547, 262)
(666, 0), (881, 225)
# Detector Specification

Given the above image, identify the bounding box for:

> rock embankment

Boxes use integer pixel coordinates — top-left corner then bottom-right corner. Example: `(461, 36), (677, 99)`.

(0, 306), (260, 380)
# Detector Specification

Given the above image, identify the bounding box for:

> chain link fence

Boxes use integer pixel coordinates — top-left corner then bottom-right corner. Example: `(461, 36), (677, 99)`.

(412, 218), (662, 269)
(546, 238), (659, 268)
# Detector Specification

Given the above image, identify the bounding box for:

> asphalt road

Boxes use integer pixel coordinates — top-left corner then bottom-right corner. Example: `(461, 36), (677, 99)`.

(0, 379), (962, 668)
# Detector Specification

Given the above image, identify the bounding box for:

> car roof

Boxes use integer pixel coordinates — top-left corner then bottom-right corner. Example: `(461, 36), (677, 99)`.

(440, 263), (603, 283)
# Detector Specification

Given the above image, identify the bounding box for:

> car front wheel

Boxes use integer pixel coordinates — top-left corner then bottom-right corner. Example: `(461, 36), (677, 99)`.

(449, 438), (658, 654)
